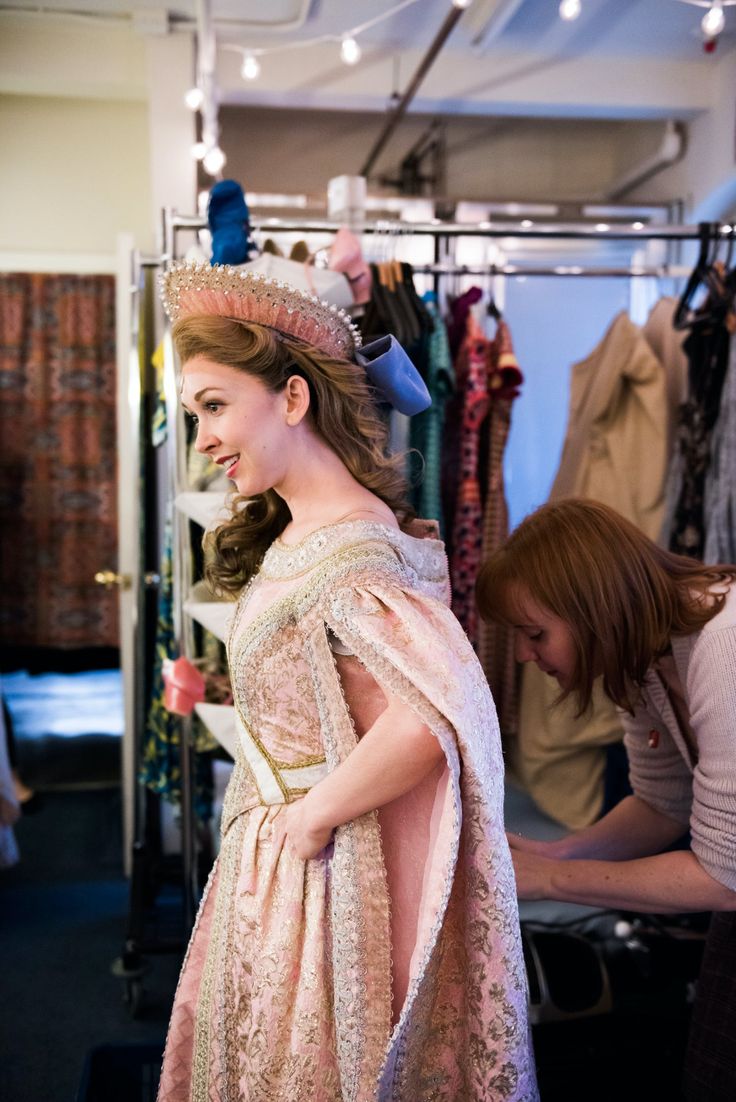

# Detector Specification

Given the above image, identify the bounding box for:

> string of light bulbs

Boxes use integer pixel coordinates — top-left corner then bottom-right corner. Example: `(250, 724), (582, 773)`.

(559, 0), (733, 50)
(184, 0), (472, 176)
(222, 0), (472, 82)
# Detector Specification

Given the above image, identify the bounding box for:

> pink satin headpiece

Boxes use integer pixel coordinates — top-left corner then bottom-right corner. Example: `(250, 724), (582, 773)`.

(160, 262), (362, 361)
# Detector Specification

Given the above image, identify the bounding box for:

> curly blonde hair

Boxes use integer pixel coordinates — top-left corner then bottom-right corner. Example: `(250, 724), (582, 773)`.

(173, 315), (414, 595)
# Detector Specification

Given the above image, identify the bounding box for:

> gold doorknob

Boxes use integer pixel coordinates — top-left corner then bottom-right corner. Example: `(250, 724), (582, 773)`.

(94, 570), (133, 590)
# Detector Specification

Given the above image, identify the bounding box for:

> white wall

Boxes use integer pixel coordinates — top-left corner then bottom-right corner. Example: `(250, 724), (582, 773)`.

(629, 49), (736, 220)
(0, 18), (197, 264)
(219, 106), (671, 205)
(0, 94), (153, 259)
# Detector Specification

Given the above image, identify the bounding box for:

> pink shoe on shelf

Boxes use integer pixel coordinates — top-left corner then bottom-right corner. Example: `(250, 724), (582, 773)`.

(163, 656), (206, 716)
(328, 226), (372, 305)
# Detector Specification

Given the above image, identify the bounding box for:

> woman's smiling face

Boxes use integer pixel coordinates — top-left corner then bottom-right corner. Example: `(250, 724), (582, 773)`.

(180, 355), (291, 497)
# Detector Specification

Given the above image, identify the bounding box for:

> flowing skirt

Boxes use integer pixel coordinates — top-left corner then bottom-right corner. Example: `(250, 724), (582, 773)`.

(157, 805), (342, 1101)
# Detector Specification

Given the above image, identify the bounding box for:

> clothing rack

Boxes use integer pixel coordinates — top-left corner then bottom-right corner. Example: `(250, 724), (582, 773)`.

(161, 213), (730, 285)
(126, 210), (729, 954)
(163, 211), (731, 245)
(412, 262), (690, 278)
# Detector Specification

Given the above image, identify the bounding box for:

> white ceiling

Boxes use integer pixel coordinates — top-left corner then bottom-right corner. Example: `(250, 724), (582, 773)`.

(1, 0), (733, 122)
(3, 0), (734, 57)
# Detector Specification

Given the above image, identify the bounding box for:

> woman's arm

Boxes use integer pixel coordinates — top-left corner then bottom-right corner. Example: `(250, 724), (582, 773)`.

(512, 846), (736, 913)
(508, 794), (736, 912)
(509, 794), (688, 860)
(282, 692), (445, 859)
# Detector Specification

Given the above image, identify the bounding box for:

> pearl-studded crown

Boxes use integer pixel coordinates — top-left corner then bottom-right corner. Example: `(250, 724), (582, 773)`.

(160, 261), (362, 361)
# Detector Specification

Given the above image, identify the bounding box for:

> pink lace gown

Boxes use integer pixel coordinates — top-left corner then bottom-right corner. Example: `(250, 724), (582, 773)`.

(157, 519), (538, 1102)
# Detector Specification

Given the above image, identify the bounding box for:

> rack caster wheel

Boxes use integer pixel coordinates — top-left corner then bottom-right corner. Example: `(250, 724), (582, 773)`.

(111, 954), (150, 1019)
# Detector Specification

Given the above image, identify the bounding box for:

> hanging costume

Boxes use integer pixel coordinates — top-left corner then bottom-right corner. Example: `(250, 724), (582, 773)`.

(705, 328), (736, 564)
(157, 520), (537, 1101)
(449, 315), (489, 648)
(668, 314), (731, 559)
(516, 311), (670, 829)
(409, 294), (454, 537)
(476, 319), (523, 738)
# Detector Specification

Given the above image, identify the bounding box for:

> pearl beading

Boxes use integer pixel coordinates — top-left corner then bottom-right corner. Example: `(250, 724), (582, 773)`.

(160, 261), (363, 361)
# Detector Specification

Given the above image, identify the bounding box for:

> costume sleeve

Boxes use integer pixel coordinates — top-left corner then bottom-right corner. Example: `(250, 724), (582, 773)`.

(324, 567), (502, 792)
(315, 562), (536, 1101)
(685, 627), (736, 892)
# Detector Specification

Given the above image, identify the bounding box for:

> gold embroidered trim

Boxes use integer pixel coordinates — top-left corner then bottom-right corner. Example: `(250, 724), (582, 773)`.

(233, 698), (291, 803)
(192, 816), (244, 1101)
(274, 753), (327, 770)
(260, 519), (449, 590)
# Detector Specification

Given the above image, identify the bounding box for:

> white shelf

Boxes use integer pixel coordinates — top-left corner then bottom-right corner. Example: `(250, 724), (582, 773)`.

(195, 702), (237, 759)
(175, 491), (229, 530)
(183, 600), (233, 642)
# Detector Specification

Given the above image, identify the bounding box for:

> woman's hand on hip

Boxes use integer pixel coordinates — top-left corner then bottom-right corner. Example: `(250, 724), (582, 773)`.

(279, 796), (333, 860)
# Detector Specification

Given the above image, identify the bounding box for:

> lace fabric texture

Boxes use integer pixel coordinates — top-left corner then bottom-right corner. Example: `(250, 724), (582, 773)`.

(157, 520), (538, 1102)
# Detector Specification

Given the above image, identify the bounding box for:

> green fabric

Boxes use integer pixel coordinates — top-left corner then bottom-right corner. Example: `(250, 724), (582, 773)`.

(410, 298), (455, 535)
(140, 519), (213, 823)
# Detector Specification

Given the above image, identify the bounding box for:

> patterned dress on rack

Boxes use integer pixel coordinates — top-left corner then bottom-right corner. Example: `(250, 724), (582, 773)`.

(450, 317), (490, 648)
(477, 319), (524, 737)
(157, 518), (537, 1102)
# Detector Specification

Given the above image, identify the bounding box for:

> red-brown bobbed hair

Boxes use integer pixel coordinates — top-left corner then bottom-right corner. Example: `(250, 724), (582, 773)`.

(476, 498), (736, 715)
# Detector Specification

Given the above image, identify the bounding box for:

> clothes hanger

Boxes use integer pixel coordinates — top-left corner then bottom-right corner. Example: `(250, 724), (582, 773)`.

(486, 294), (502, 322)
(674, 223), (728, 331)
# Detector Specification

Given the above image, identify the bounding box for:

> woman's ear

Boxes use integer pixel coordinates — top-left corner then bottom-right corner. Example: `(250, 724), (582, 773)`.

(284, 374), (311, 426)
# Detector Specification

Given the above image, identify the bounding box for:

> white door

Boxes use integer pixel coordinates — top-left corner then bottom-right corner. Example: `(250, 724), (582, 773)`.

(113, 232), (142, 878)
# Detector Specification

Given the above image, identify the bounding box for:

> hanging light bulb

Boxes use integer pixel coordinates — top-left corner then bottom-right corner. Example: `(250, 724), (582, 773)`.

(702, 2), (725, 37)
(559, 0), (582, 20)
(203, 146), (227, 176)
(451, 0), (473, 8)
(241, 52), (261, 81)
(184, 87), (204, 111)
(340, 36), (361, 65)
(190, 141), (207, 161)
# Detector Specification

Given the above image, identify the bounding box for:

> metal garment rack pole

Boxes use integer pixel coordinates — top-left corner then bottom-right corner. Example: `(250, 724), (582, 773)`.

(412, 263), (691, 278)
(163, 212), (730, 244)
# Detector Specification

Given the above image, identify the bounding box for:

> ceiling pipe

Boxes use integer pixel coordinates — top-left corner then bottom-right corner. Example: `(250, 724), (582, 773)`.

(360, 4), (466, 180)
(605, 121), (685, 201)
(471, 0), (527, 52)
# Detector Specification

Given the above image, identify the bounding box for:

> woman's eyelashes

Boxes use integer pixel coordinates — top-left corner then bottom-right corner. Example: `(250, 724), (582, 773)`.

(184, 401), (223, 425)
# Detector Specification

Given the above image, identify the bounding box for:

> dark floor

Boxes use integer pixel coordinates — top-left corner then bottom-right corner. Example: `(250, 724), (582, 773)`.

(0, 787), (183, 1102)
(0, 656), (181, 1102)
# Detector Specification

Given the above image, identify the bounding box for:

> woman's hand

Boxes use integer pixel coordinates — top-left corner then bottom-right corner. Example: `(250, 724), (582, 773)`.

(507, 831), (569, 858)
(510, 848), (556, 901)
(278, 796), (333, 861)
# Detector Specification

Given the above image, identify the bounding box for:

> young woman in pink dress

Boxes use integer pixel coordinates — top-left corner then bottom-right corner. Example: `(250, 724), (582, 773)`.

(156, 263), (537, 1102)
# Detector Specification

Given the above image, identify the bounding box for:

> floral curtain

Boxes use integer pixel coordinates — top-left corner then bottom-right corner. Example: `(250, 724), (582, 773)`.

(0, 273), (118, 648)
